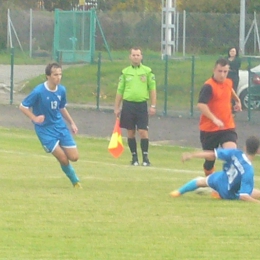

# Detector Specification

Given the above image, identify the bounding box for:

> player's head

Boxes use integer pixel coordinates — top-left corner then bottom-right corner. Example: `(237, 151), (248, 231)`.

(214, 57), (229, 68)
(245, 136), (260, 155)
(45, 63), (62, 87)
(213, 58), (230, 83)
(45, 63), (62, 76)
(129, 47), (143, 66)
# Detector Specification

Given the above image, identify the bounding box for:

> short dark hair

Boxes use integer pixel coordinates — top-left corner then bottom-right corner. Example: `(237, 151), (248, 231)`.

(246, 136), (260, 155)
(45, 63), (62, 76)
(130, 47), (142, 54)
(215, 58), (229, 67)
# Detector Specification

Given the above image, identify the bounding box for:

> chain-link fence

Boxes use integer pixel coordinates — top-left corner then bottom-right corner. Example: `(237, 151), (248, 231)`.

(7, 9), (260, 56)
(8, 9), (54, 57)
(91, 54), (260, 122)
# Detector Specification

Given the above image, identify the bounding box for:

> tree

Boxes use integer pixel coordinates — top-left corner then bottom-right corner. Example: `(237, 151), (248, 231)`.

(43, 0), (52, 11)
(177, 0), (240, 14)
(0, 0), (39, 9)
(97, 0), (260, 14)
(247, 0), (260, 13)
(43, 0), (78, 11)
(98, 0), (160, 12)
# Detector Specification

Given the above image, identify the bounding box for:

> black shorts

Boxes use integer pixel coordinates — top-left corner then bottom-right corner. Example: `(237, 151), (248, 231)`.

(200, 129), (237, 150)
(120, 100), (148, 130)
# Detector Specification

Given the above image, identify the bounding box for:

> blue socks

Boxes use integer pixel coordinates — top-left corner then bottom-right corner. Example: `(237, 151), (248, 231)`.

(61, 164), (79, 185)
(178, 179), (198, 194)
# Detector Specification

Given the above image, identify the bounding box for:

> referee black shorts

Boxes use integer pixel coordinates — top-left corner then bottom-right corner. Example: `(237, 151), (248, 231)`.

(120, 100), (148, 130)
(200, 129), (237, 150)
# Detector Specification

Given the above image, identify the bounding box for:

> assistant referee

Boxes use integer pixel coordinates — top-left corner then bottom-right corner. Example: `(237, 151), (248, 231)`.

(114, 47), (157, 166)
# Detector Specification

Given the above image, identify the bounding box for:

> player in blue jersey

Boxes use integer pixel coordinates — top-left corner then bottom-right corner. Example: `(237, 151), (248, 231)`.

(19, 63), (82, 188)
(170, 136), (260, 203)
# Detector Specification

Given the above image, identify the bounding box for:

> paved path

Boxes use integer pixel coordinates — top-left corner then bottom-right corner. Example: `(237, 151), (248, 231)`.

(0, 65), (46, 104)
(0, 64), (71, 104)
(0, 64), (46, 88)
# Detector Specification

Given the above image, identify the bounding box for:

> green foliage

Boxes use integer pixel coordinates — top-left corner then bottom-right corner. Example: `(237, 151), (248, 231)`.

(178, 0), (241, 13)
(98, 0), (160, 12)
(247, 0), (260, 13)
(96, 11), (162, 51)
(1, 127), (260, 259)
(97, 0), (258, 14)
(134, 14), (161, 50)
(96, 11), (257, 54)
(185, 12), (240, 54)
(1, 6), (259, 54)
(43, 0), (78, 11)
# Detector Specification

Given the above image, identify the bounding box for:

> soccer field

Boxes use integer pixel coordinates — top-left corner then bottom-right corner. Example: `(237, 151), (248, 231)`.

(1, 127), (260, 260)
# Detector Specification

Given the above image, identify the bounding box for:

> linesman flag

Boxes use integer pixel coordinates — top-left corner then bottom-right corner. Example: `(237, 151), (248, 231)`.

(108, 117), (124, 158)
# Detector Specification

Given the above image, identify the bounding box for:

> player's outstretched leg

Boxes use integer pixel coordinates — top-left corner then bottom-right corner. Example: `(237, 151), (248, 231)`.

(170, 177), (206, 197)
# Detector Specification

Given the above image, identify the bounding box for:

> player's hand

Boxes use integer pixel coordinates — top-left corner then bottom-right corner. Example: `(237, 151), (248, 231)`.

(212, 118), (224, 128)
(33, 115), (45, 124)
(71, 123), (78, 134)
(182, 152), (192, 162)
(233, 101), (242, 112)
(149, 107), (156, 116)
(114, 108), (121, 117)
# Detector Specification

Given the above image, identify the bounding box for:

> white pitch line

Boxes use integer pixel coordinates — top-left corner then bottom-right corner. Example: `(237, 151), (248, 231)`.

(2, 149), (260, 182)
(0, 149), (202, 175)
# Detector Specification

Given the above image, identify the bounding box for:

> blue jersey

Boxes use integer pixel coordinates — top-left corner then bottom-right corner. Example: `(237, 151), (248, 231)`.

(207, 148), (254, 199)
(21, 82), (76, 153)
(21, 82), (67, 129)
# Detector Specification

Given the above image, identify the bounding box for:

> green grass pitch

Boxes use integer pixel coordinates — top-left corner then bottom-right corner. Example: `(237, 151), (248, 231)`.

(1, 127), (260, 259)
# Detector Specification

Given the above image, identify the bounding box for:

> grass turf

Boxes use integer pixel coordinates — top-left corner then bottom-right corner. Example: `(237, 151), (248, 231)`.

(1, 127), (260, 259)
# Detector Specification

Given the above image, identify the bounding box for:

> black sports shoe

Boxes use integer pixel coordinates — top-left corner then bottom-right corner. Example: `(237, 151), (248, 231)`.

(131, 155), (139, 166)
(142, 158), (151, 166)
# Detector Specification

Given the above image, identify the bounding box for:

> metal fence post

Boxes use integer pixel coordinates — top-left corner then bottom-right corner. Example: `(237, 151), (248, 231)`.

(190, 55), (195, 117)
(247, 57), (251, 121)
(10, 47), (14, 105)
(163, 54), (168, 116)
(96, 52), (101, 110)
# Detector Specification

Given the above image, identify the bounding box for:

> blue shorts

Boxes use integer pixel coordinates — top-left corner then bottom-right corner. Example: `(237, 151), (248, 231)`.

(207, 171), (238, 200)
(35, 126), (76, 153)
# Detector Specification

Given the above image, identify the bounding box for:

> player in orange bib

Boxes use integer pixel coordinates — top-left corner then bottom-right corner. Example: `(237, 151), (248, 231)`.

(197, 58), (242, 176)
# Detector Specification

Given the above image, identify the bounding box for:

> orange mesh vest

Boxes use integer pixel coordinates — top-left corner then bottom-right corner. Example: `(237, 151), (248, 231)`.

(199, 78), (235, 132)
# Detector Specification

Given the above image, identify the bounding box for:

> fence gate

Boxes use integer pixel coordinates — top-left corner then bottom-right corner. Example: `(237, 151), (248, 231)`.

(53, 8), (96, 63)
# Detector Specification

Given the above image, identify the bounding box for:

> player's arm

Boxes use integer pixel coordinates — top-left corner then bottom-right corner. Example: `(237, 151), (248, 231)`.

(239, 194), (260, 204)
(231, 89), (242, 111)
(182, 150), (216, 162)
(149, 89), (156, 115)
(147, 70), (156, 115)
(114, 93), (122, 117)
(60, 107), (78, 134)
(114, 73), (124, 117)
(19, 104), (45, 124)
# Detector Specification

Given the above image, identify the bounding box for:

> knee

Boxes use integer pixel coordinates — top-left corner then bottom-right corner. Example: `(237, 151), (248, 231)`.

(139, 130), (148, 139)
(196, 177), (207, 187)
(68, 151), (79, 162)
(69, 154), (79, 162)
(58, 155), (69, 165)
